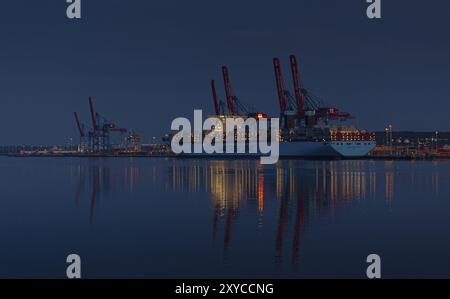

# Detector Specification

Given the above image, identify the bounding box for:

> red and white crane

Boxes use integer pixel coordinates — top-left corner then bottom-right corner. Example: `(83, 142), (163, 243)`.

(74, 97), (137, 152)
(273, 58), (288, 114)
(289, 55), (304, 118)
(211, 79), (221, 116)
(73, 112), (85, 138)
(222, 66), (236, 115)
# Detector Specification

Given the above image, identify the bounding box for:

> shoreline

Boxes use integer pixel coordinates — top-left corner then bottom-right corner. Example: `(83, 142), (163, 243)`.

(3, 152), (450, 161)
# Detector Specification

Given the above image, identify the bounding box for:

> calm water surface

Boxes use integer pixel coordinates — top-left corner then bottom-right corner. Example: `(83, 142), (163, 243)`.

(0, 157), (449, 278)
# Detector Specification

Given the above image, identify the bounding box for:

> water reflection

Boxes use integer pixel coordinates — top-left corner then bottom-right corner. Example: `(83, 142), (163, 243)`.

(169, 160), (379, 211)
(71, 163), (143, 222)
(169, 160), (379, 267)
(69, 159), (444, 270)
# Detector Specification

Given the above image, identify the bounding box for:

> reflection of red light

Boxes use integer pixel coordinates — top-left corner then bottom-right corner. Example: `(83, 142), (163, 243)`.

(257, 113), (263, 119)
(258, 174), (264, 212)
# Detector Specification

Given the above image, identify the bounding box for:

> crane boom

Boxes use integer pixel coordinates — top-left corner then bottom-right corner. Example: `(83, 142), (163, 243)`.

(73, 112), (85, 137)
(222, 66), (235, 115)
(211, 80), (220, 115)
(290, 55), (304, 118)
(273, 58), (287, 113)
(88, 96), (97, 130)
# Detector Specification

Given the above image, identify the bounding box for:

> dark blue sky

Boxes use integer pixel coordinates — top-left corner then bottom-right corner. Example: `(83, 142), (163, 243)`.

(0, 0), (449, 144)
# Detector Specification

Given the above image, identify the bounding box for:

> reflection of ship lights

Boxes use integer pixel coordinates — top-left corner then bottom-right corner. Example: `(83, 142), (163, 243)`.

(167, 160), (381, 265)
(67, 159), (418, 270)
(258, 173), (264, 213)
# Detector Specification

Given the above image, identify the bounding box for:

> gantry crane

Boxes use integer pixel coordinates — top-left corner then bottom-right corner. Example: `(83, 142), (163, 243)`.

(73, 97), (140, 153)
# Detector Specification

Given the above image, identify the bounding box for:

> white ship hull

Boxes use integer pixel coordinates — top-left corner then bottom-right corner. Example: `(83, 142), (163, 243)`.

(178, 140), (376, 159)
(280, 140), (376, 158)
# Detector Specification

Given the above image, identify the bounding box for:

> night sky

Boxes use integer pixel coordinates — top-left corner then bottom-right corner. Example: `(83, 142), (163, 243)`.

(0, 0), (449, 144)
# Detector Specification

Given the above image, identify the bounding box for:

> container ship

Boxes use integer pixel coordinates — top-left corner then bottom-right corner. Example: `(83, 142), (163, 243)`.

(168, 55), (376, 159)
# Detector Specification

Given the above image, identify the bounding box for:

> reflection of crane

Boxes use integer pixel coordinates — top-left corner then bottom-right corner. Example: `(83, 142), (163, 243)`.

(275, 193), (289, 265)
(89, 166), (99, 223)
(223, 207), (235, 254)
(212, 202), (221, 241)
(292, 193), (305, 267)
